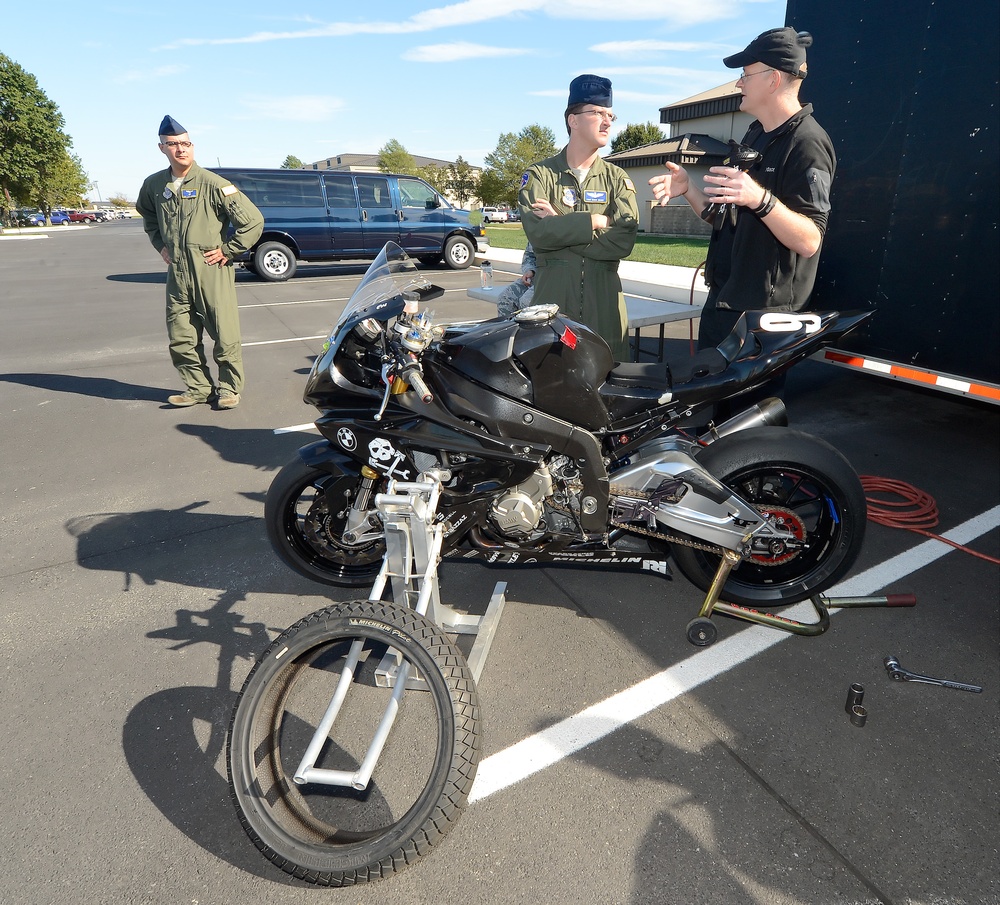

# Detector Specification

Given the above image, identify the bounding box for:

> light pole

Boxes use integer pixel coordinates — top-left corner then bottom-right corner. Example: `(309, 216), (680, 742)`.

(90, 181), (102, 203)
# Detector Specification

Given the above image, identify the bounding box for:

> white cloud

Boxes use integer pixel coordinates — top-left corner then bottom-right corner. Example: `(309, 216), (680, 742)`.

(235, 95), (346, 123)
(158, 0), (740, 49)
(590, 40), (730, 56)
(402, 42), (531, 63)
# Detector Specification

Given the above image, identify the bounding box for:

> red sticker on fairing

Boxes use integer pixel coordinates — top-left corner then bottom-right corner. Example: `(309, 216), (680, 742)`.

(560, 325), (578, 349)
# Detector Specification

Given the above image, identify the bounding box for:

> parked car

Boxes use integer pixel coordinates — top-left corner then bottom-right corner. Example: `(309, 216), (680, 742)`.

(22, 209), (71, 226)
(213, 167), (489, 281)
(68, 210), (97, 223)
(481, 206), (508, 223)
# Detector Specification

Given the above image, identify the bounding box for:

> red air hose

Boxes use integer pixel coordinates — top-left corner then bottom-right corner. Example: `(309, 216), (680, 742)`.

(860, 476), (1000, 565)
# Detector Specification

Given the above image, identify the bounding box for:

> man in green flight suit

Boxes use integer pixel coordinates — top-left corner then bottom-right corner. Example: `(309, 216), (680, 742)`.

(137, 115), (264, 409)
(518, 74), (638, 361)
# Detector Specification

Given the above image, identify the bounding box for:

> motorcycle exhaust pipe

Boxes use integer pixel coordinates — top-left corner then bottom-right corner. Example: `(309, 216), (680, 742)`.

(698, 397), (787, 444)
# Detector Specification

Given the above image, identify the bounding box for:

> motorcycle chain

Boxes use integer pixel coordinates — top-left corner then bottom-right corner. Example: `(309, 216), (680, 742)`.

(606, 483), (727, 556)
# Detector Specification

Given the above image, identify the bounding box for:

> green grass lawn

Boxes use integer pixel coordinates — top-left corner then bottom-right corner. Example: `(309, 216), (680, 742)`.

(484, 224), (709, 269)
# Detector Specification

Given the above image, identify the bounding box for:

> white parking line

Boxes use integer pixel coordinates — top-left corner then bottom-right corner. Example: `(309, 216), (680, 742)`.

(274, 423), (319, 435)
(242, 334), (328, 347)
(468, 504), (1000, 802)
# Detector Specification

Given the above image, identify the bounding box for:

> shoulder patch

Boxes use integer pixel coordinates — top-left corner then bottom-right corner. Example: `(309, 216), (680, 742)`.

(624, 177), (636, 192)
(521, 172), (530, 188)
(222, 184), (238, 196)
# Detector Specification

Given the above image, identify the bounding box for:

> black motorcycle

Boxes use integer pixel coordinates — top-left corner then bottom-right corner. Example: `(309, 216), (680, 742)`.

(227, 242), (871, 886)
(266, 242), (870, 609)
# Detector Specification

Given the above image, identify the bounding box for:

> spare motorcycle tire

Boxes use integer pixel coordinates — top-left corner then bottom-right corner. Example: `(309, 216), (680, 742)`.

(227, 598), (480, 886)
(671, 427), (866, 606)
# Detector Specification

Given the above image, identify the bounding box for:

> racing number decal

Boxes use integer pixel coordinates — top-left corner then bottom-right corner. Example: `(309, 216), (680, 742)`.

(759, 312), (821, 334)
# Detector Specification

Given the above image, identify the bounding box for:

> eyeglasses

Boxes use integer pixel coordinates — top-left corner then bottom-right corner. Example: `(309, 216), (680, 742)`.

(576, 108), (617, 123)
(161, 140), (193, 149)
(738, 68), (775, 81)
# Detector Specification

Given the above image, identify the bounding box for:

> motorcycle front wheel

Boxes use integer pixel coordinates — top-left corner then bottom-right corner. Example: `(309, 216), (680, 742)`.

(227, 599), (480, 886)
(266, 458), (386, 587)
(671, 427), (866, 606)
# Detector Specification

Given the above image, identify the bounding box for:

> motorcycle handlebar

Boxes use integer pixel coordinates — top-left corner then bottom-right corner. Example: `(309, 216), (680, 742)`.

(405, 367), (434, 404)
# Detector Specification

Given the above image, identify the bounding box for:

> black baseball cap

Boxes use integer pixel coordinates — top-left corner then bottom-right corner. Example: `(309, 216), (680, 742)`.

(724, 27), (813, 79)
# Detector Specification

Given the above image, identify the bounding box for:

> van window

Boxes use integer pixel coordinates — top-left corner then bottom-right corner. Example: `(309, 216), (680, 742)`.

(242, 173), (324, 208)
(398, 177), (438, 210)
(324, 174), (357, 208)
(356, 176), (393, 209)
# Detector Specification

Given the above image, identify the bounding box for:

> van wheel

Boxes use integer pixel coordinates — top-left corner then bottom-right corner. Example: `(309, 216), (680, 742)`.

(443, 236), (474, 270)
(255, 241), (297, 281)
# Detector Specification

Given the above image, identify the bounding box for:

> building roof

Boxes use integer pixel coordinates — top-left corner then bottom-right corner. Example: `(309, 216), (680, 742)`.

(606, 133), (732, 169)
(310, 153), (464, 171)
(659, 81), (742, 125)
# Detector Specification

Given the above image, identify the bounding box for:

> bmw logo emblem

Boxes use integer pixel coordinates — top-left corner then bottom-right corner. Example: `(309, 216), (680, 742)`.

(337, 428), (357, 451)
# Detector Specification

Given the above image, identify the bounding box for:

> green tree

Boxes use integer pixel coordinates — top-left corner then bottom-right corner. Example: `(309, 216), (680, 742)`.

(108, 193), (132, 209)
(416, 164), (448, 195)
(378, 139), (416, 174)
(475, 169), (509, 207)
(35, 149), (89, 213)
(445, 155), (477, 207)
(482, 124), (558, 207)
(0, 54), (70, 219)
(280, 154), (304, 169)
(610, 122), (666, 154)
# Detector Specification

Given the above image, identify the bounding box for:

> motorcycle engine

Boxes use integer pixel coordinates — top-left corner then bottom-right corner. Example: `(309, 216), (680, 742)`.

(488, 457), (583, 541)
(488, 466), (554, 539)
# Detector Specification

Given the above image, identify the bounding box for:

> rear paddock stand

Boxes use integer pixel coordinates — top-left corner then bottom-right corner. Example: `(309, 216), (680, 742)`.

(685, 549), (915, 647)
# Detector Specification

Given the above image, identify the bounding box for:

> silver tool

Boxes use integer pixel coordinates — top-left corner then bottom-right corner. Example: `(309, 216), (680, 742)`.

(883, 656), (983, 693)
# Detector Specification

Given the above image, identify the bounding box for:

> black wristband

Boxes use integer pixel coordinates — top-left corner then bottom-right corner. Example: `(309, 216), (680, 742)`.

(754, 190), (776, 217)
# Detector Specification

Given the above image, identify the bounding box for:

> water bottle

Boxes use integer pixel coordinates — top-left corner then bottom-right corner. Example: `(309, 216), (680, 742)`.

(480, 260), (493, 289)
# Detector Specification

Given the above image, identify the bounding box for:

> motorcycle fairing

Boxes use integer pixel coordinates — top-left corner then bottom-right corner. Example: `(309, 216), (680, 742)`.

(439, 312), (616, 432)
(426, 366), (610, 535)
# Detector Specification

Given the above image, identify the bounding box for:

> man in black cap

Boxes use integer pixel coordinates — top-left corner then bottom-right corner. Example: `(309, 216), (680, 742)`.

(136, 116), (263, 408)
(518, 74), (638, 360)
(649, 28), (836, 353)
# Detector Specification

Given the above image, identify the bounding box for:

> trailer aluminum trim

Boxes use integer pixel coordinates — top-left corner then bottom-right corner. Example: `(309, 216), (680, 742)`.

(816, 349), (1000, 406)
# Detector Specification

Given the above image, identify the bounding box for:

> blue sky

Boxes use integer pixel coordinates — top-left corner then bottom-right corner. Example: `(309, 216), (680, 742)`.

(3, 1), (787, 203)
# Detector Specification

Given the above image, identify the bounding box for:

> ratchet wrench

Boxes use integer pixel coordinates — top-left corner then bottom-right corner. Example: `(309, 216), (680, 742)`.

(883, 656), (983, 693)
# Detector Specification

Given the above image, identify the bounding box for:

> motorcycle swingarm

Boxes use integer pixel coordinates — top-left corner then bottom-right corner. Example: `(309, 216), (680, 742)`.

(611, 450), (797, 553)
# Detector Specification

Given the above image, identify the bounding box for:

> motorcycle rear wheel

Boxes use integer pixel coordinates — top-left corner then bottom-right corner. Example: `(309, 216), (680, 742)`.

(266, 459), (385, 587)
(227, 599), (480, 886)
(671, 427), (866, 606)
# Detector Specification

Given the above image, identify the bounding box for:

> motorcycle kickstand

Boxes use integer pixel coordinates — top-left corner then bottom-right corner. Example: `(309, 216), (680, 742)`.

(684, 548), (831, 647)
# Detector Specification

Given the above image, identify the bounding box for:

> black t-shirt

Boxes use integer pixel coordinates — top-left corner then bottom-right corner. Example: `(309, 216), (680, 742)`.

(705, 104), (836, 312)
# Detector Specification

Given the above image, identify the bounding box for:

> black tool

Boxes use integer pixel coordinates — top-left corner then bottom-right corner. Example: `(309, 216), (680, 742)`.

(702, 140), (762, 230)
(845, 682), (865, 713)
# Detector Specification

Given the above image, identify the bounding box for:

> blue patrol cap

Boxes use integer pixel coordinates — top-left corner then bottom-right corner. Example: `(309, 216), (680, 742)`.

(158, 115), (186, 136)
(568, 74), (612, 108)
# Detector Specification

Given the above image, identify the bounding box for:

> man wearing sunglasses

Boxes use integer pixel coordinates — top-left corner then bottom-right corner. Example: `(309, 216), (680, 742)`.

(137, 115), (263, 409)
(649, 28), (835, 353)
(519, 74), (638, 360)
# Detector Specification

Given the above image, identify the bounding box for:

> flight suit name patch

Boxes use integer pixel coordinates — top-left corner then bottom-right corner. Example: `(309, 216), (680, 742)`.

(584, 191), (608, 203)
(181, 189), (198, 198)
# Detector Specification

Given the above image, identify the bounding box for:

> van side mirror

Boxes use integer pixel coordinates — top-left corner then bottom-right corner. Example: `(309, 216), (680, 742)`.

(426, 197), (442, 210)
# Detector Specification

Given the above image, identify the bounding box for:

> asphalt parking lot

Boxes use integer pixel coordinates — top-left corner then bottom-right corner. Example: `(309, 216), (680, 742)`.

(1, 221), (997, 905)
